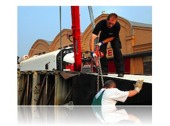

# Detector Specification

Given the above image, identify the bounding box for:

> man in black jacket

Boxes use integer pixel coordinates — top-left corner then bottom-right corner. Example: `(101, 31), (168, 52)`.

(90, 13), (124, 77)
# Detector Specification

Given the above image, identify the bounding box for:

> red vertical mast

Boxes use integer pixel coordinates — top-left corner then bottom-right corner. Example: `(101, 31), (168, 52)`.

(71, 6), (82, 71)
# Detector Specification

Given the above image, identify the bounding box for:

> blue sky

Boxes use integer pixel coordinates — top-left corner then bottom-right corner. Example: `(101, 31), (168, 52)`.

(18, 6), (152, 57)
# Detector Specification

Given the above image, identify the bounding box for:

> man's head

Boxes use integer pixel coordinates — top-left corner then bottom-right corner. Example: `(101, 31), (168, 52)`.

(104, 80), (116, 89)
(106, 13), (118, 28)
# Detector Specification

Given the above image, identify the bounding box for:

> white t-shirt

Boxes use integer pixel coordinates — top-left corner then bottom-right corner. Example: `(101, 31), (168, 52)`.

(93, 88), (130, 123)
(102, 88), (129, 106)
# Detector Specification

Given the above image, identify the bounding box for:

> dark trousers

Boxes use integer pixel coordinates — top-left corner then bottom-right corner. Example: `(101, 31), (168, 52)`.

(99, 38), (124, 73)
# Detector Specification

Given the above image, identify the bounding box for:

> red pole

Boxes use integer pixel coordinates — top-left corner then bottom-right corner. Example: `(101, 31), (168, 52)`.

(71, 6), (82, 71)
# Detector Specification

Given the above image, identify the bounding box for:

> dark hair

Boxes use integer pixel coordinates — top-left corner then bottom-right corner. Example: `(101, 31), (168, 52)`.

(107, 13), (118, 20)
(104, 80), (116, 88)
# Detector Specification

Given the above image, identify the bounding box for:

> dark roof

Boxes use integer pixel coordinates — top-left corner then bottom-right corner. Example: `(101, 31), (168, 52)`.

(129, 21), (152, 28)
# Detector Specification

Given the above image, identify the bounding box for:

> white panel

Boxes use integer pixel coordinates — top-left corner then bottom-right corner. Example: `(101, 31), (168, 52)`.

(20, 50), (61, 71)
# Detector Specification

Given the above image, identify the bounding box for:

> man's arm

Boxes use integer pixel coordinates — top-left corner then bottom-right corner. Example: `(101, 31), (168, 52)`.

(95, 36), (115, 47)
(128, 90), (138, 97)
(90, 35), (114, 52)
(90, 20), (104, 51)
(128, 80), (144, 97)
(102, 37), (114, 44)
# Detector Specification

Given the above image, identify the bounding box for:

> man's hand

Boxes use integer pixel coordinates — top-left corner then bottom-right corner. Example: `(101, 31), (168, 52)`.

(96, 41), (104, 47)
(134, 80), (144, 93)
(90, 52), (97, 58)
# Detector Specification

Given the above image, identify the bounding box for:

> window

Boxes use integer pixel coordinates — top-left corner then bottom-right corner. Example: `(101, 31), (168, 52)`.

(143, 56), (152, 75)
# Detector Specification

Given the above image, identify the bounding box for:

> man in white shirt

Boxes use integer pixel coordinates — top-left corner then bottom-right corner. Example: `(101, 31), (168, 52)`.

(91, 79), (143, 123)
(92, 79), (143, 106)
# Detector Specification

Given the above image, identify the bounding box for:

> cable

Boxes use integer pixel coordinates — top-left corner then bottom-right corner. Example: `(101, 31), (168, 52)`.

(59, 6), (62, 71)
